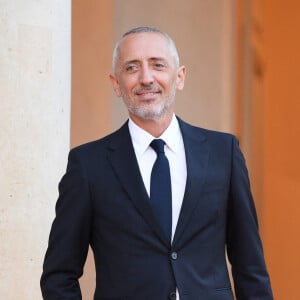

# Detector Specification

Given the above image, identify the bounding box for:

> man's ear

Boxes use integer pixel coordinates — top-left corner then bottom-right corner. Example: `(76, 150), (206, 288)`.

(176, 66), (186, 91)
(109, 74), (122, 97)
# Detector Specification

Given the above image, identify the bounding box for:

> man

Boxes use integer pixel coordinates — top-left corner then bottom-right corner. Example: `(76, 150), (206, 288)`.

(41, 26), (273, 299)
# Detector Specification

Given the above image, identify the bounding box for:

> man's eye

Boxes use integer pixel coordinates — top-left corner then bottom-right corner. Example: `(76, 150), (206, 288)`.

(126, 65), (137, 71)
(155, 63), (165, 68)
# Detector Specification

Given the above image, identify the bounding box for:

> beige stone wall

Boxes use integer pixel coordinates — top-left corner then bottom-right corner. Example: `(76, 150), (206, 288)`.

(0, 1), (71, 299)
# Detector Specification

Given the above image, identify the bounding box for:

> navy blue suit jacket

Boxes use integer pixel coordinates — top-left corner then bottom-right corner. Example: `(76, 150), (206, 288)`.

(41, 118), (273, 299)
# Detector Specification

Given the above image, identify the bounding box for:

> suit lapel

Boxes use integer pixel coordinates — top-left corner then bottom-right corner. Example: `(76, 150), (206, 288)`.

(107, 122), (171, 248)
(172, 119), (210, 247)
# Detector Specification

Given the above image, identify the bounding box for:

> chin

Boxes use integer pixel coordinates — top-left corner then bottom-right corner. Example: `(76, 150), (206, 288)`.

(134, 103), (165, 119)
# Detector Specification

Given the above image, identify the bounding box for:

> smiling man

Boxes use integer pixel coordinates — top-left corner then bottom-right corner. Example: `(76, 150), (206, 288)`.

(110, 28), (185, 137)
(41, 26), (273, 300)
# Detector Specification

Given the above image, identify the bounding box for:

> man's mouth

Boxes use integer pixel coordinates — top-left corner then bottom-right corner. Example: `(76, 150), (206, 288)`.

(134, 87), (162, 99)
(136, 91), (160, 96)
(135, 91), (161, 101)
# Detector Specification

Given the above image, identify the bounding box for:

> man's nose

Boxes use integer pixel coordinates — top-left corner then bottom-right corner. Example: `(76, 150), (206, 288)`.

(139, 66), (154, 85)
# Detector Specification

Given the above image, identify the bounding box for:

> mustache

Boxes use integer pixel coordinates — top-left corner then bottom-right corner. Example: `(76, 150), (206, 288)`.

(134, 85), (162, 95)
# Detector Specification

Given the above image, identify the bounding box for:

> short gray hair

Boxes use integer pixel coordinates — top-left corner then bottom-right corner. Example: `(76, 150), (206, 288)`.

(112, 26), (180, 73)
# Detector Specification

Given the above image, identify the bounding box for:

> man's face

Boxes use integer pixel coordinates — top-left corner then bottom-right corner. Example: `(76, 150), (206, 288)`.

(110, 32), (186, 123)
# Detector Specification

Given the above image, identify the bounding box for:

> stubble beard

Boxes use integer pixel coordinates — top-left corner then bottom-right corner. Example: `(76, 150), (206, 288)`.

(121, 84), (177, 121)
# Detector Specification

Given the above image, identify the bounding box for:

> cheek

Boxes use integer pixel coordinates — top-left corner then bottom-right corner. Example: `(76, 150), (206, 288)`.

(119, 77), (137, 95)
(166, 78), (180, 93)
(161, 74), (178, 89)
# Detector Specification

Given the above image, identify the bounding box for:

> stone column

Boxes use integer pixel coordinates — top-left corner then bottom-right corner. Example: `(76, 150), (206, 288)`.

(0, 1), (71, 299)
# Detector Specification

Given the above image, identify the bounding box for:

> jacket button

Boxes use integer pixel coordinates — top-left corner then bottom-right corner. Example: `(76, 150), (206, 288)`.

(169, 291), (176, 300)
(171, 252), (178, 260)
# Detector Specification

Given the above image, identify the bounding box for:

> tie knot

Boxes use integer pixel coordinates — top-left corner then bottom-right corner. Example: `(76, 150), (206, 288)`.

(150, 139), (165, 154)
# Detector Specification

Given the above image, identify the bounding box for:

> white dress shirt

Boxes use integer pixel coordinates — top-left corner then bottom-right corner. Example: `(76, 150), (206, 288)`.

(128, 115), (187, 299)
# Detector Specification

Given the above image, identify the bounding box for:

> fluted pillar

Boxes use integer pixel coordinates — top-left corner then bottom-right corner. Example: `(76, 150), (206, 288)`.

(0, 1), (71, 299)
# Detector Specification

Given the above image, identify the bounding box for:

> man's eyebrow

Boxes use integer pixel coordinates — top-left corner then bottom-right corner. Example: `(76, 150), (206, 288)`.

(149, 57), (167, 62)
(123, 59), (140, 65)
(123, 57), (167, 64)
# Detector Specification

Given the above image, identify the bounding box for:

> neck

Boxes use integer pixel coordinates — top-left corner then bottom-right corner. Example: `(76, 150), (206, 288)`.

(130, 112), (173, 137)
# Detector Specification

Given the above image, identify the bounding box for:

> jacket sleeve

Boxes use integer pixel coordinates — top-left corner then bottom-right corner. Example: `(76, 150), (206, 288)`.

(40, 148), (92, 299)
(226, 137), (273, 299)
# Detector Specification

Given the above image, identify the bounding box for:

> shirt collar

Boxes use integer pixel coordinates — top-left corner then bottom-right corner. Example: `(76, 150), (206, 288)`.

(128, 114), (182, 156)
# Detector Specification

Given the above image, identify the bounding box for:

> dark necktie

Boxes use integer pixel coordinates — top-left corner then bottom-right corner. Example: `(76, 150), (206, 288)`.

(150, 139), (172, 242)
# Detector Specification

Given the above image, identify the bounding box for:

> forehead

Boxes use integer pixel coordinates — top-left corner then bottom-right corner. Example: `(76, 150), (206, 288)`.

(117, 32), (173, 63)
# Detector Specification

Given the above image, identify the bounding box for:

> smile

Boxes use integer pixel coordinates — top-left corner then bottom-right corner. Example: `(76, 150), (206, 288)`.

(135, 91), (161, 101)
(135, 90), (161, 95)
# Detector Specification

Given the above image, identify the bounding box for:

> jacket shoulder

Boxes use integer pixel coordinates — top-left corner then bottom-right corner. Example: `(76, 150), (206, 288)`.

(178, 117), (237, 144)
(69, 121), (129, 158)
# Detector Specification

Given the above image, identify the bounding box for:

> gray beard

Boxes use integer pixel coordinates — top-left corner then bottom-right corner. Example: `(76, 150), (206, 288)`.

(121, 85), (177, 121)
(126, 99), (174, 120)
